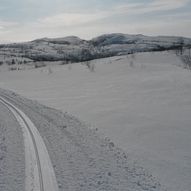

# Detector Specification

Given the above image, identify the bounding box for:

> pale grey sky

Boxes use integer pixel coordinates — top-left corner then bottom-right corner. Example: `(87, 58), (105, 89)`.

(0, 0), (191, 42)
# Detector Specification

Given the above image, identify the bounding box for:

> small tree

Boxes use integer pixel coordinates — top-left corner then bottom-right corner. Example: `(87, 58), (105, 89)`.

(85, 61), (95, 72)
(181, 55), (191, 70)
(48, 67), (53, 74)
(11, 59), (16, 65)
(129, 52), (136, 68)
(177, 37), (184, 55)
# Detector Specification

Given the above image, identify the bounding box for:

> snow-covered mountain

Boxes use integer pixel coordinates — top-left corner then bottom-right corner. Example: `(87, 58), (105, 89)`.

(0, 33), (191, 64)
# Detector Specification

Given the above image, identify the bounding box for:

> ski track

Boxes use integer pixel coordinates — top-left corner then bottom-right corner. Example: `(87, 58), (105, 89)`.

(0, 89), (165, 191)
(0, 95), (59, 191)
(0, 102), (25, 191)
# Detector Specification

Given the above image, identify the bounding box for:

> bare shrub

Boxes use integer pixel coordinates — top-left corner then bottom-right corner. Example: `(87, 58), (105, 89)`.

(85, 61), (95, 72)
(34, 62), (46, 68)
(129, 53), (136, 68)
(8, 66), (17, 71)
(181, 55), (191, 70)
(48, 67), (53, 74)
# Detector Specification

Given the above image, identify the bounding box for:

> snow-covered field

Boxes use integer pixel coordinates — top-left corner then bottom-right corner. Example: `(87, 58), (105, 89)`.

(0, 51), (191, 191)
(0, 89), (163, 191)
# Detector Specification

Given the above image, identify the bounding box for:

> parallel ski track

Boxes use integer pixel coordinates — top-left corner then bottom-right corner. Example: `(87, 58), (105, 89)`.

(0, 94), (58, 191)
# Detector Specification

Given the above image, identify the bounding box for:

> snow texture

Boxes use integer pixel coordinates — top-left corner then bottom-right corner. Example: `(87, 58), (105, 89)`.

(0, 51), (191, 191)
(0, 102), (25, 191)
(0, 33), (190, 63)
(0, 89), (165, 191)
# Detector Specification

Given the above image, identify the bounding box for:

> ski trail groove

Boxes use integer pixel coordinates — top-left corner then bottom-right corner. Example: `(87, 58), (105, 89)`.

(0, 96), (59, 191)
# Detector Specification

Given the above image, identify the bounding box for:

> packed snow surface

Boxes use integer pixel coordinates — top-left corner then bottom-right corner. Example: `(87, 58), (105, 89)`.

(0, 96), (59, 191)
(0, 89), (163, 191)
(0, 51), (191, 190)
(0, 101), (25, 191)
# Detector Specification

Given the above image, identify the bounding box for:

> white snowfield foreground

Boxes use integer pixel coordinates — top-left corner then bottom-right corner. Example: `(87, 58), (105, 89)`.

(0, 96), (59, 191)
(0, 89), (165, 191)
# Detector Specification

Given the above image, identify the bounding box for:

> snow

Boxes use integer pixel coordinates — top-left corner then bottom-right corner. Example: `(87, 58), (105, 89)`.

(33, 36), (85, 45)
(0, 96), (59, 191)
(0, 101), (25, 191)
(0, 89), (163, 191)
(0, 33), (191, 63)
(0, 51), (191, 190)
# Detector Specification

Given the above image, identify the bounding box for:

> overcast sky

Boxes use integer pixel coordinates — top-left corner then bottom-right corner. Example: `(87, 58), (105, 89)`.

(0, 0), (191, 42)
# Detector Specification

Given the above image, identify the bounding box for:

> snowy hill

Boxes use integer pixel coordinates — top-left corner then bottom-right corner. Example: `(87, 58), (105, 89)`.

(91, 33), (191, 46)
(32, 36), (87, 45)
(1, 51), (191, 190)
(0, 33), (191, 64)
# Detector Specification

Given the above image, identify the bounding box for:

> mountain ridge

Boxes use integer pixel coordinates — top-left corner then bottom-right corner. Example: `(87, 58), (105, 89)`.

(0, 33), (190, 64)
